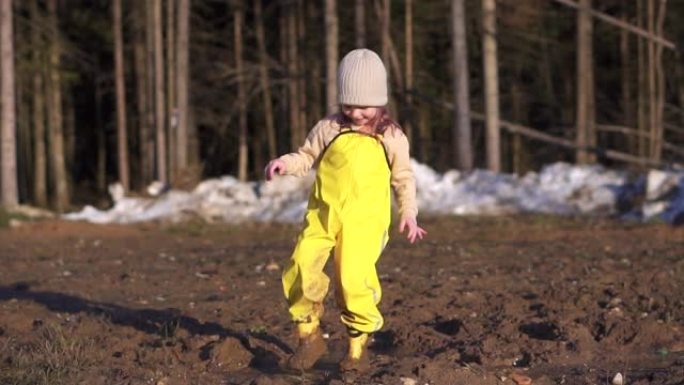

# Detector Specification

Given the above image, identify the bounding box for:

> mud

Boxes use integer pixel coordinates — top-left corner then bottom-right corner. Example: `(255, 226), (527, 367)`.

(0, 215), (682, 384)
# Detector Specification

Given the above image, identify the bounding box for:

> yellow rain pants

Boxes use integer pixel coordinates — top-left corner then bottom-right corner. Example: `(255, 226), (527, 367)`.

(282, 130), (391, 334)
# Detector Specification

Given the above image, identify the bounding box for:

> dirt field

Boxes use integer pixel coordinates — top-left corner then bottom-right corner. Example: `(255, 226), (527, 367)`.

(0, 215), (683, 385)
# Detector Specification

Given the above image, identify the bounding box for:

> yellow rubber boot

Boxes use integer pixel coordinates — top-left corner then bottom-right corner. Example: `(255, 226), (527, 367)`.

(286, 318), (328, 371)
(339, 332), (371, 373)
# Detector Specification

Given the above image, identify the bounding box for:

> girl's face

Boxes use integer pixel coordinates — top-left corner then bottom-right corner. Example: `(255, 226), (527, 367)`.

(341, 105), (380, 127)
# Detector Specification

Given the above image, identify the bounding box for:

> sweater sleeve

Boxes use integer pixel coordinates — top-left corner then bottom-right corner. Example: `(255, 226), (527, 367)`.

(384, 130), (418, 220)
(278, 120), (328, 177)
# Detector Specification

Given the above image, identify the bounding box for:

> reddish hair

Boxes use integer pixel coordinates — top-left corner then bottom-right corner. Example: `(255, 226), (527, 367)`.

(335, 106), (402, 136)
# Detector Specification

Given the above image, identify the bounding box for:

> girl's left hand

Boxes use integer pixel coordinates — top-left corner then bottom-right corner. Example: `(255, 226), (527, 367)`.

(399, 217), (427, 244)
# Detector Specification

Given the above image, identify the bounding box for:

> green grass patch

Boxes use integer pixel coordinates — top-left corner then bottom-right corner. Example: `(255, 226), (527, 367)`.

(0, 207), (29, 229)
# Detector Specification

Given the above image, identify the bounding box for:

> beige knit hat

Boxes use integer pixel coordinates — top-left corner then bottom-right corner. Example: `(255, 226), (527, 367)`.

(337, 49), (388, 107)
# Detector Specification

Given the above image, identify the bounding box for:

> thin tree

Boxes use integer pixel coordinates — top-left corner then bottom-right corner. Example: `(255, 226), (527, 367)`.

(153, 0), (167, 183)
(404, 0), (413, 144)
(325, 0), (338, 115)
(176, 0), (190, 169)
(167, 0), (177, 179)
(355, 0), (365, 48)
(575, 0), (595, 164)
(287, 4), (302, 149)
(451, 0), (473, 171)
(46, 0), (69, 211)
(30, 0), (47, 207)
(620, 0), (634, 154)
(650, 0), (666, 162)
(234, 1), (248, 181)
(113, 0), (130, 191)
(1, 0), (17, 207)
(482, 0), (500, 172)
(254, 0), (276, 160)
(134, 1), (152, 187)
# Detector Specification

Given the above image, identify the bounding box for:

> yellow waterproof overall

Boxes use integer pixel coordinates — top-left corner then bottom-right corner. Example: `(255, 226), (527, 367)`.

(282, 130), (391, 334)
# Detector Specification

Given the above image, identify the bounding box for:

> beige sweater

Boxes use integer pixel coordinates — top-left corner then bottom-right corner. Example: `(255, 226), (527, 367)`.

(279, 115), (418, 220)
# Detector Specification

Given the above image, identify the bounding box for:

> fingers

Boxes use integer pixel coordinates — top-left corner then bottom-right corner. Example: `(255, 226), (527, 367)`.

(265, 160), (283, 181)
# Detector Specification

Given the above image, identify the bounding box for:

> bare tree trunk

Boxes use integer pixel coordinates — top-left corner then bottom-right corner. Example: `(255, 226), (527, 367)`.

(380, 0), (390, 62)
(113, 0), (130, 191)
(637, 0), (647, 157)
(30, 0), (47, 207)
(167, 0), (177, 181)
(451, 0), (473, 171)
(1, 0), (18, 207)
(647, 0), (656, 160)
(404, 0), (413, 144)
(145, 1), (157, 186)
(95, 76), (107, 195)
(297, 0), (307, 134)
(355, 0), (365, 48)
(510, 80), (524, 174)
(234, 1), (248, 182)
(46, 0), (69, 211)
(153, 0), (167, 183)
(307, 2), (322, 125)
(620, 0), (635, 154)
(133, 0), (150, 188)
(482, 0), (500, 172)
(287, 5), (301, 149)
(418, 103), (431, 163)
(575, 0), (595, 164)
(254, 0), (276, 160)
(176, 0), (190, 170)
(651, 0), (666, 162)
(17, 71), (31, 203)
(325, 0), (338, 115)
(64, 87), (75, 190)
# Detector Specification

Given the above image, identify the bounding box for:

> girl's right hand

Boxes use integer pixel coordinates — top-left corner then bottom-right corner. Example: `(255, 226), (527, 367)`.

(265, 159), (286, 181)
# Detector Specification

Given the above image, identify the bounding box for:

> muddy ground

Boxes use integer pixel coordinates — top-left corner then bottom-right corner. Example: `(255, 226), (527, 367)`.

(0, 215), (683, 385)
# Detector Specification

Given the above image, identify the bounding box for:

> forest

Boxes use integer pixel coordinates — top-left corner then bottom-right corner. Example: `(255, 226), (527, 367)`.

(0, 0), (683, 213)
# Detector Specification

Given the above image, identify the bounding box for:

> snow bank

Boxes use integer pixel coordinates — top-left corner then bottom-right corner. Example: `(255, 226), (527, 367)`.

(63, 161), (684, 226)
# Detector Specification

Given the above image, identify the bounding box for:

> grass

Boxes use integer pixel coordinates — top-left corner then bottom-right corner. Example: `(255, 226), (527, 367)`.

(0, 323), (96, 385)
(0, 207), (29, 229)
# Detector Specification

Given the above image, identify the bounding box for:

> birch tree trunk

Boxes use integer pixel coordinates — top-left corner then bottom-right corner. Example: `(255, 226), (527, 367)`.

(176, 0), (190, 171)
(355, 0), (365, 48)
(113, 0), (130, 191)
(482, 0), (500, 172)
(254, 0), (276, 161)
(30, 0), (47, 207)
(153, 0), (167, 183)
(575, 0), (595, 164)
(46, 0), (69, 211)
(451, 0), (473, 171)
(234, 1), (248, 182)
(1, 0), (18, 207)
(325, 0), (338, 115)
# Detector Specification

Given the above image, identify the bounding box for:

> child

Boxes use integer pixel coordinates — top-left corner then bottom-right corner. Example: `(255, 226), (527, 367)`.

(265, 48), (426, 373)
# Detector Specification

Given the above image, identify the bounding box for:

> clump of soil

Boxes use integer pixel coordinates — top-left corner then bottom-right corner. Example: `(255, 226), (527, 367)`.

(0, 216), (682, 384)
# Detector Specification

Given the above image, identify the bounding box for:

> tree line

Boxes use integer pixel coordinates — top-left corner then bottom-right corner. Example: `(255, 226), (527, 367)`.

(1, 0), (683, 212)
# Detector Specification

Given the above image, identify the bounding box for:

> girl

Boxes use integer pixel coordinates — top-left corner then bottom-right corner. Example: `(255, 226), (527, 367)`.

(265, 48), (426, 373)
